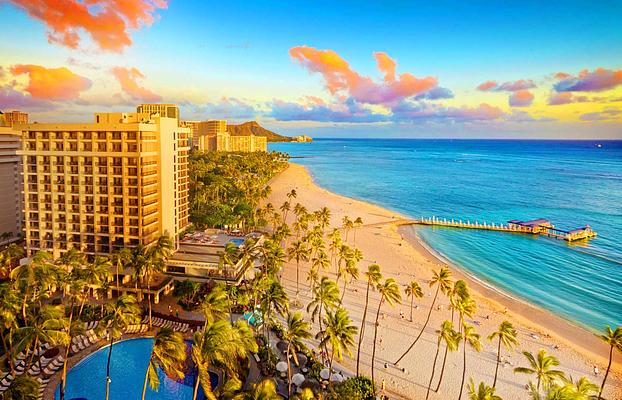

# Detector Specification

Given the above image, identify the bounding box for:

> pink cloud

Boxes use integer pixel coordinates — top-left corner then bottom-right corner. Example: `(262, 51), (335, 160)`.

(7, 0), (167, 52)
(289, 46), (438, 105)
(477, 80), (498, 91)
(477, 79), (536, 92)
(554, 68), (622, 92)
(111, 67), (162, 102)
(509, 90), (534, 107)
(548, 92), (590, 105)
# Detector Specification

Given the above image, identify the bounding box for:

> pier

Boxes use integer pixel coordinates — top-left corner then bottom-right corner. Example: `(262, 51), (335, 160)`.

(402, 217), (597, 242)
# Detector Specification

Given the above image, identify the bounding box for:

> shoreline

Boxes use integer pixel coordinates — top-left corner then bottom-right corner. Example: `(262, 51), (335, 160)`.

(299, 162), (620, 369)
(267, 162), (621, 399)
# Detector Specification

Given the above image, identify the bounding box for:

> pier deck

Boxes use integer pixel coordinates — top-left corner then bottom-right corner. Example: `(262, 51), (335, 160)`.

(400, 217), (597, 242)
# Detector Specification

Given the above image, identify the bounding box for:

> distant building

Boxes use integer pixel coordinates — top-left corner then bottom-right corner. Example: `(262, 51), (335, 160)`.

(293, 135), (312, 142)
(181, 120), (200, 148)
(136, 104), (180, 120)
(0, 126), (22, 243)
(16, 111), (190, 258)
(196, 119), (267, 152)
(0, 110), (28, 127)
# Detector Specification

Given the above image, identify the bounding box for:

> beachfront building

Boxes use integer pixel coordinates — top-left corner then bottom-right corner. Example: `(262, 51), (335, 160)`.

(136, 104), (180, 120)
(0, 127), (22, 244)
(166, 230), (263, 283)
(0, 110), (29, 127)
(16, 111), (190, 259)
(196, 119), (267, 153)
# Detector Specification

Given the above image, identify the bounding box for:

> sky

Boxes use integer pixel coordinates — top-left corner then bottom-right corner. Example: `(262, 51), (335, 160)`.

(1, 0), (621, 138)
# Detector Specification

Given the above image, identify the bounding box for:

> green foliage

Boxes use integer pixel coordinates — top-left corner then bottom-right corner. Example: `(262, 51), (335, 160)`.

(189, 151), (288, 230)
(325, 376), (376, 400)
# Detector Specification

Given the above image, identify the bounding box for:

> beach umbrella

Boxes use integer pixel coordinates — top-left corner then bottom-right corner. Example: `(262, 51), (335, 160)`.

(330, 373), (344, 383)
(292, 373), (305, 386)
(319, 368), (330, 380)
(276, 361), (288, 373)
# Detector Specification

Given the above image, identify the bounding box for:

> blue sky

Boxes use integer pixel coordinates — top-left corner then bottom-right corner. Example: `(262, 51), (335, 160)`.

(1, 0), (621, 138)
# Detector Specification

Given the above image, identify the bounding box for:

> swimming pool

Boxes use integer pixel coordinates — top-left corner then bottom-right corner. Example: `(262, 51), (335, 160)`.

(228, 238), (245, 247)
(55, 338), (217, 400)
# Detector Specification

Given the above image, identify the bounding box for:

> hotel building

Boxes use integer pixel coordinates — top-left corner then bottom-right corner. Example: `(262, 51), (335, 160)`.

(196, 120), (267, 152)
(16, 111), (190, 258)
(181, 120), (200, 148)
(136, 104), (180, 120)
(0, 126), (22, 243)
(0, 110), (29, 127)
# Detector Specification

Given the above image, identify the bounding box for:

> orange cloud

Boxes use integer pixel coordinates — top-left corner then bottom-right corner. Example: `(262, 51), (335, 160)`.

(10, 64), (91, 100)
(289, 46), (437, 105)
(509, 90), (534, 107)
(8, 0), (167, 52)
(112, 67), (162, 102)
(477, 80), (497, 91)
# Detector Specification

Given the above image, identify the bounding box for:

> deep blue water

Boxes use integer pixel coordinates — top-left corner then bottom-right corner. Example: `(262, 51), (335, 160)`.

(55, 338), (217, 400)
(270, 139), (622, 333)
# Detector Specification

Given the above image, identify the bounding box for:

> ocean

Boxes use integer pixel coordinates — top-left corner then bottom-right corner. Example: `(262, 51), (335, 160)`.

(269, 139), (622, 333)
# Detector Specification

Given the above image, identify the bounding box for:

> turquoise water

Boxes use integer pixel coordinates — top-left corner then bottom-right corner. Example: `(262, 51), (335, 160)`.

(270, 139), (622, 333)
(55, 338), (217, 400)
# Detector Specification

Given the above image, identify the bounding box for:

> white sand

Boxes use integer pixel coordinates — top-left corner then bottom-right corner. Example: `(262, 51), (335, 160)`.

(267, 163), (622, 400)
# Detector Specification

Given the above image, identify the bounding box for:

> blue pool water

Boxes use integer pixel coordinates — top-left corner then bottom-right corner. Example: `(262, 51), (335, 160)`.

(228, 238), (245, 247)
(55, 338), (217, 400)
(270, 139), (622, 333)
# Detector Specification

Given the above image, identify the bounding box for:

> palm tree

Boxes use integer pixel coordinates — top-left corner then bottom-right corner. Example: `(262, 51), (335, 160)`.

(97, 295), (141, 400)
(598, 325), (622, 399)
(339, 258), (359, 304)
(78, 256), (111, 317)
(341, 216), (353, 243)
(279, 201), (291, 224)
(316, 207), (331, 233)
(458, 324), (482, 399)
(283, 312), (312, 397)
(2, 375), (40, 400)
(352, 217), (363, 246)
(356, 264), (382, 376)
(0, 243), (23, 278)
(308, 249), (329, 291)
(395, 266), (453, 365)
(235, 379), (281, 400)
(141, 328), (187, 400)
(372, 278), (401, 386)
(514, 349), (566, 393)
(287, 240), (310, 303)
(317, 307), (358, 373)
(307, 277), (340, 363)
(59, 317), (85, 400)
(192, 320), (258, 400)
(405, 280), (423, 322)
(487, 321), (519, 388)
(111, 248), (132, 293)
(467, 379), (503, 400)
(200, 285), (230, 329)
(15, 305), (70, 371)
(426, 320), (460, 400)
(259, 279), (288, 346)
(0, 282), (20, 375)
(327, 229), (342, 273)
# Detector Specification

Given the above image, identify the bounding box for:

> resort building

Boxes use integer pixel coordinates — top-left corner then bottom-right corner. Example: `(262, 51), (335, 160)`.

(0, 110), (28, 127)
(196, 119), (267, 153)
(16, 111), (190, 258)
(181, 120), (200, 148)
(136, 104), (180, 120)
(0, 127), (22, 243)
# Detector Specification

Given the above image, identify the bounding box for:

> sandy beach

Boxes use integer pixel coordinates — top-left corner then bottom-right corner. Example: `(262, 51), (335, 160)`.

(267, 163), (622, 400)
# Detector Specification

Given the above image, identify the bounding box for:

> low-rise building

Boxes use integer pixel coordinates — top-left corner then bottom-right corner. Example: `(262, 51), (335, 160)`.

(0, 126), (22, 243)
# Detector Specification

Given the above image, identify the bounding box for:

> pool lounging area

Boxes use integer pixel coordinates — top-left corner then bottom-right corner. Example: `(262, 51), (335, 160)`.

(56, 338), (217, 400)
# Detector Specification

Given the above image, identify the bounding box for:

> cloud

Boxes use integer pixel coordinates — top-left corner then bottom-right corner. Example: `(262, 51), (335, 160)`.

(289, 46), (438, 105)
(7, 0), (167, 52)
(0, 85), (57, 110)
(10, 64), (92, 100)
(579, 108), (621, 121)
(509, 90), (534, 107)
(414, 86), (454, 100)
(548, 92), (589, 105)
(185, 97), (258, 120)
(477, 80), (497, 91)
(506, 110), (556, 123)
(111, 67), (162, 102)
(477, 79), (536, 92)
(554, 68), (622, 92)
(269, 97), (388, 123)
(391, 101), (505, 122)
